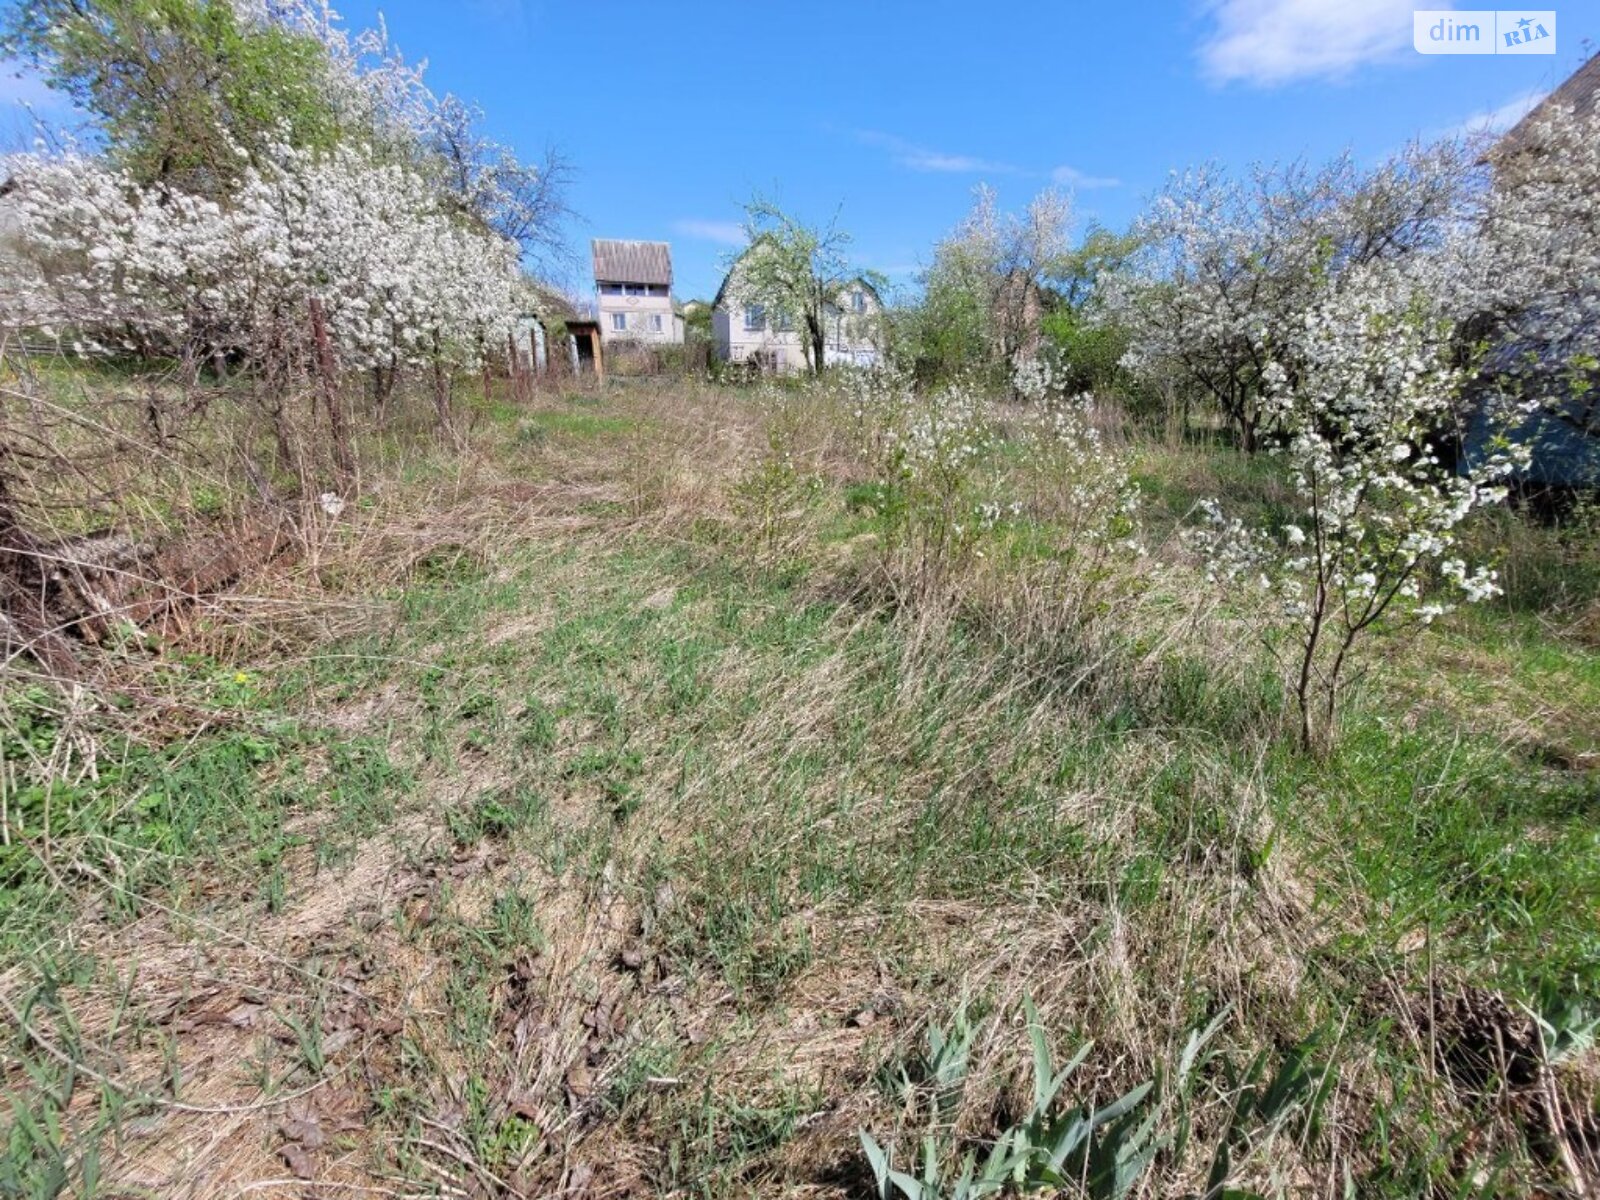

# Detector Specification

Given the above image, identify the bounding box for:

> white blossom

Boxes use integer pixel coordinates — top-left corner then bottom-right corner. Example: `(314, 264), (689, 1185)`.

(1, 141), (528, 374)
(1186, 260), (1517, 748)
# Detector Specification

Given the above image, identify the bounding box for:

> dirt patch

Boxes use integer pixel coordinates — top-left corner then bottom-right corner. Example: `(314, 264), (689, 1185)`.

(1411, 985), (1600, 1192)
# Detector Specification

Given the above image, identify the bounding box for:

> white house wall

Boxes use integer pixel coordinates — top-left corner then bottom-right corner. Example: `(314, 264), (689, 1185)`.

(713, 275), (883, 370)
(595, 292), (681, 344)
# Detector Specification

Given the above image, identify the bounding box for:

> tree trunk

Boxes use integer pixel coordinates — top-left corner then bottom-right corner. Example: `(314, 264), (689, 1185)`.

(372, 358), (398, 420)
(308, 298), (355, 489)
(146, 389), (168, 447)
(433, 360), (452, 435)
(255, 375), (298, 479)
(431, 335), (458, 447)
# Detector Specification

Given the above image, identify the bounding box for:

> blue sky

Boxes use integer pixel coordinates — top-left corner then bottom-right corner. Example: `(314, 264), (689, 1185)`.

(4, 1), (1595, 301)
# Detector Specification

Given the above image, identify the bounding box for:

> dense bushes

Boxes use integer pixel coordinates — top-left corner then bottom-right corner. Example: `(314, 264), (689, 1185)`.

(2, 0), (561, 440)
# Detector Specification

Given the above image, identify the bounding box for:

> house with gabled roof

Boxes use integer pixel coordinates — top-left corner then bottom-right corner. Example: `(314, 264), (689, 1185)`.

(1488, 51), (1599, 166)
(592, 239), (683, 346)
(710, 248), (883, 372)
(1462, 52), (1600, 489)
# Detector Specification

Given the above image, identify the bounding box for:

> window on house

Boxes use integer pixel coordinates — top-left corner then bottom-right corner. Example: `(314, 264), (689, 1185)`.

(600, 283), (623, 296)
(649, 314), (663, 332)
(851, 290), (867, 313)
(611, 312), (627, 331)
(744, 304), (765, 332)
(773, 309), (795, 332)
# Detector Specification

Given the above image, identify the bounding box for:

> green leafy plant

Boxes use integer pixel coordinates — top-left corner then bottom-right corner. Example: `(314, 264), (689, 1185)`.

(1199, 1034), (1335, 1199)
(862, 999), (1161, 1200)
(877, 1003), (981, 1120)
(862, 1001), (1337, 1200)
(861, 1129), (1023, 1200)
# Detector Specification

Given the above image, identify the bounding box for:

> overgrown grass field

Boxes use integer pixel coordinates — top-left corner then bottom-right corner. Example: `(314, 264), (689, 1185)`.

(2, 367), (1597, 1198)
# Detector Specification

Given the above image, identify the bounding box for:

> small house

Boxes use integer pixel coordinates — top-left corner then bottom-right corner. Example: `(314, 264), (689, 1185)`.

(711, 250), (883, 372)
(592, 239), (684, 346)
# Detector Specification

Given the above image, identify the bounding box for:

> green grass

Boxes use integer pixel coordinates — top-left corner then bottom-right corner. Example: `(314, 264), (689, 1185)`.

(1133, 440), (1299, 539)
(508, 397), (640, 446)
(2, 375), (1596, 1199)
(310, 506), (1599, 1006)
(1272, 716), (1600, 998)
(518, 409), (636, 441)
(0, 687), (412, 958)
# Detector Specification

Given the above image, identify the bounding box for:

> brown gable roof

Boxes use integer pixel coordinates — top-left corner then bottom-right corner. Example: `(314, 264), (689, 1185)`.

(591, 239), (673, 286)
(1494, 52), (1600, 159)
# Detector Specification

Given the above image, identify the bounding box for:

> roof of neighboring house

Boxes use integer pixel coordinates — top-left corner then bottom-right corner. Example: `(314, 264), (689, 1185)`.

(711, 244), (882, 310)
(1493, 52), (1600, 159)
(712, 273), (882, 311)
(527, 282), (584, 323)
(591, 239), (673, 286)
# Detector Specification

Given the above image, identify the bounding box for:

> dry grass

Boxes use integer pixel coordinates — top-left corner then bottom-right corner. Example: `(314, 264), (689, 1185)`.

(1, 366), (1596, 1199)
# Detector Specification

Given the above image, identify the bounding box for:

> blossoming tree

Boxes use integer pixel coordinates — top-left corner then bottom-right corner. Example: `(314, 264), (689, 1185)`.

(1189, 263), (1519, 752)
(912, 186), (1073, 395)
(1, 0), (549, 471)
(1100, 144), (1480, 452)
(1466, 103), (1600, 472)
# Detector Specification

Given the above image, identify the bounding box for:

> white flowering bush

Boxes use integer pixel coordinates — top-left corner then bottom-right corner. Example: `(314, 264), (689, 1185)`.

(1467, 104), (1600, 461)
(1187, 264), (1521, 752)
(0, 0), (553, 461)
(1099, 144), (1480, 453)
(847, 364), (999, 574)
(2, 141), (523, 373)
(1010, 355), (1141, 557)
(842, 359), (1144, 624)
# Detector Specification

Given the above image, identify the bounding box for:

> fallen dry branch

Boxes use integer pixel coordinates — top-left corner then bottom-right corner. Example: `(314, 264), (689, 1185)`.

(0, 506), (299, 679)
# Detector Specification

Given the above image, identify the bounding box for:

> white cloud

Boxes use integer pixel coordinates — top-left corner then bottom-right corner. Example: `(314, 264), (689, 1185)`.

(1198, 0), (1431, 86)
(857, 130), (1016, 175)
(856, 130), (1118, 190)
(672, 218), (746, 246)
(1447, 86), (1547, 138)
(1050, 164), (1122, 190)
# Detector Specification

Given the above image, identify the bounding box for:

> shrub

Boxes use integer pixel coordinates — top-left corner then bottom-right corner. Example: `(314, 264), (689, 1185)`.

(1186, 263), (1519, 753)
